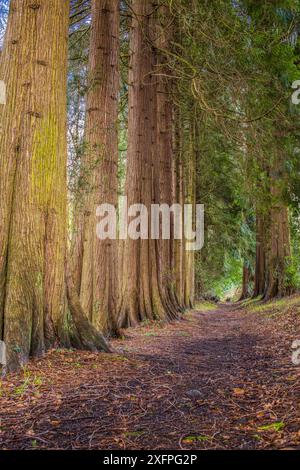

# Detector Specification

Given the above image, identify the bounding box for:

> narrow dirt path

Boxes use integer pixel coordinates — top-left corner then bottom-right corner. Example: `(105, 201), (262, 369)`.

(1, 304), (300, 449)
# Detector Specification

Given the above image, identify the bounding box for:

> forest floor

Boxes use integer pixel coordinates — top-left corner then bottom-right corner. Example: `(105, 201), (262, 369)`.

(1, 297), (300, 450)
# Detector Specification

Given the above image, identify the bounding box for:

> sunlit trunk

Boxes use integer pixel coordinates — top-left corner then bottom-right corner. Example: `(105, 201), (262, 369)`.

(0, 0), (109, 371)
(72, 0), (119, 335)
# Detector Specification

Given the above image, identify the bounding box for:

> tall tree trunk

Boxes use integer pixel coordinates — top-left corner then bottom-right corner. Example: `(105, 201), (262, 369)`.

(183, 113), (196, 308)
(239, 263), (251, 300)
(174, 107), (185, 308)
(253, 212), (266, 297)
(119, 0), (178, 327)
(263, 145), (293, 301)
(0, 0), (109, 371)
(254, 157), (293, 301)
(173, 105), (196, 310)
(72, 0), (119, 336)
(264, 192), (292, 300)
(155, 3), (181, 315)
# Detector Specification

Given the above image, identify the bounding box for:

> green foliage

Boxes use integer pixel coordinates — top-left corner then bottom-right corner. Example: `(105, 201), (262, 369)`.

(170, 0), (300, 297)
(65, 0), (300, 298)
(195, 301), (217, 312)
(182, 435), (211, 443)
(257, 421), (285, 433)
(286, 211), (300, 289)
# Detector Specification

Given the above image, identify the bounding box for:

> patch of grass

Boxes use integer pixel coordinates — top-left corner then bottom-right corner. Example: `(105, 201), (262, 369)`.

(244, 295), (300, 317)
(32, 375), (43, 387)
(110, 355), (129, 362)
(257, 421), (285, 432)
(240, 296), (263, 308)
(182, 435), (211, 443)
(13, 366), (43, 397)
(14, 366), (31, 396)
(195, 301), (217, 312)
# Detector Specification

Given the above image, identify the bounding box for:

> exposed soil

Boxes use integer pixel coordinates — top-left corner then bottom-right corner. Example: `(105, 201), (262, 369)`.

(1, 303), (300, 450)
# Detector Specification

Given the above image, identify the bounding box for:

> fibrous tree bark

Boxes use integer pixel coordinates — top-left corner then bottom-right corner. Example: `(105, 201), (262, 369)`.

(174, 107), (185, 308)
(239, 263), (251, 300)
(254, 160), (293, 301)
(155, 3), (182, 316)
(119, 0), (180, 327)
(172, 104), (196, 309)
(253, 211), (266, 297)
(183, 114), (196, 308)
(264, 180), (292, 300)
(0, 0), (109, 371)
(72, 0), (119, 336)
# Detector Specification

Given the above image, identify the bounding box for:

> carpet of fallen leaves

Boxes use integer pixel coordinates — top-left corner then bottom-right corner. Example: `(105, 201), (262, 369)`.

(1, 299), (300, 450)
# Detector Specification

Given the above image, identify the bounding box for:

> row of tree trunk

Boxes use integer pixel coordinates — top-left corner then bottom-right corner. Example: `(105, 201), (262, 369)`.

(251, 149), (292, 301)
(253, 204), (292, 300)
(72, 0), (195, 329)
(0, 0), (195, 370)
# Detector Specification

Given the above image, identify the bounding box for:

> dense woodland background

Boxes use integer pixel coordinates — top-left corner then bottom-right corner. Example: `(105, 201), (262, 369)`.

(1, 0), (300, 373)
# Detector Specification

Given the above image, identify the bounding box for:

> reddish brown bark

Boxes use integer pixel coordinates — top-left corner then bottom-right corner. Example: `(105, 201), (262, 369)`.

(265, 202), (292, 300)
(155, 3), (181, 315)
(0, 0), (109, 371)
(253, 212), (266, 297)
(119, 0), (179, 327)
(239, 264), (251, 301)
(72, 0), (119, 335)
